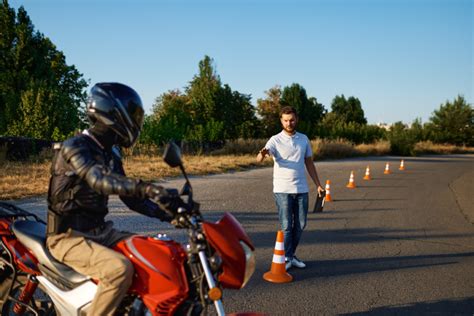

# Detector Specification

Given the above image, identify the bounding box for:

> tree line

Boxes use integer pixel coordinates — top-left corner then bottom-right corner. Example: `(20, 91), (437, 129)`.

(1, 1), (473, 155)
(0, 0), (87, 141)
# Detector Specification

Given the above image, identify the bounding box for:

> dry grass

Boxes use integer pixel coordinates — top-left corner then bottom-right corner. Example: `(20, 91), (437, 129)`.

(311, 138), (357, 159)
(311, 139), (391, 160)
(413, 141), (474, 155)
(0, 155), (272, 200)
(123, 154), (272, 180)
(2, 139), (472, 200)
(0, 161), (51, 200)
(210, 139), (268, 155)
(355, 140), (391, 156)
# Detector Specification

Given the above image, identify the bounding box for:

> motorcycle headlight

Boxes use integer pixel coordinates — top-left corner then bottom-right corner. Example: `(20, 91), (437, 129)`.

(240, 241), (255, 288)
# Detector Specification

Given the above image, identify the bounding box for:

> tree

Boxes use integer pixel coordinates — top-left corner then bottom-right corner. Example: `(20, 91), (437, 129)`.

(186, 55), (221, 127)
(387, 121), (417, 155)
(184, 55), (258, 142)
(216, 84), (258, 139)
(426, 95), (473, 145)
(0, 1), (87, 139)
(280, 83), (326, 138)
(144, 89), (192, 144)
(257, 85), (282, 137)
(410, 118), (425, 143)
(330, 94), (367, 125)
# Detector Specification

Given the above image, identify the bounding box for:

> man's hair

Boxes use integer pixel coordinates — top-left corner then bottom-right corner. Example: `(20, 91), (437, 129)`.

(280, 106), (298, 118)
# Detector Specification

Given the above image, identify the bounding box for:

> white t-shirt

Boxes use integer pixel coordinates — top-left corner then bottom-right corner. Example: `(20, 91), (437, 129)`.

(265, 131), (313, 193)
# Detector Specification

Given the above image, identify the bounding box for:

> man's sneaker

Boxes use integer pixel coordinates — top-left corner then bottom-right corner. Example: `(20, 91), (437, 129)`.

(285, 257), (292, 270)
(291, 257), (306, 269)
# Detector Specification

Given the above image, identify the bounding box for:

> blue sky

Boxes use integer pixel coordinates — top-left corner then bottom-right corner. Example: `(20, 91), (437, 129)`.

(9, 0), (473, 124)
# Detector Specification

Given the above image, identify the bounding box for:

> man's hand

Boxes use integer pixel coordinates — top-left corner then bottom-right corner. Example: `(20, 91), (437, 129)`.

(256, 147), (269, 162)
(317, 185), (325, 197)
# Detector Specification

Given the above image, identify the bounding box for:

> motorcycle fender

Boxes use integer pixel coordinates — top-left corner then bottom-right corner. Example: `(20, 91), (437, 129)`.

(3, 237), (39, 275)
(203, 212), (255, 289)
(37, 276), (96, 316)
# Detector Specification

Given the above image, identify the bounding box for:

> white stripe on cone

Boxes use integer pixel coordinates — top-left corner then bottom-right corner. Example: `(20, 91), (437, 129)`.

(275, 242), (284, 251)
(272, 254), (285, 264)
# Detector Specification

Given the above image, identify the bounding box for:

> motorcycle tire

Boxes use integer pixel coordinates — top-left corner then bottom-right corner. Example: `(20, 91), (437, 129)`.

(1, 275), (56, 316)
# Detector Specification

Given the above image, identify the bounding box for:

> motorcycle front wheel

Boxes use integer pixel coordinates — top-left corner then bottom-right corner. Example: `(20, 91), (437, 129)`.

(1, 275), (56, 316)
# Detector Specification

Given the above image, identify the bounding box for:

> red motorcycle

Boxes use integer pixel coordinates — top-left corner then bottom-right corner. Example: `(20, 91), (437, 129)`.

(0, 142), (256, 315)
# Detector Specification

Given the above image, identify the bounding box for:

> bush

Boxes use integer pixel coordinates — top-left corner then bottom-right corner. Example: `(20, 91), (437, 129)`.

(318, 121), (386, 144)
(311, 138), (358, 160)
(0, 144), (7, 163)
(0, 137), (52, 161)
(355, 140), (391, 156)
(413, 141), (474, 155)
(387, 122), (416, 156)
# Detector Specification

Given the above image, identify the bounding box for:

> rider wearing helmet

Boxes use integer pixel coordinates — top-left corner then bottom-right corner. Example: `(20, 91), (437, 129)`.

(46, 82), (178, 315)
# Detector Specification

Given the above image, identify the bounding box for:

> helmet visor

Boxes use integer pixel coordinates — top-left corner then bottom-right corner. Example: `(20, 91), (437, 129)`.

(128, 100), (145, 130)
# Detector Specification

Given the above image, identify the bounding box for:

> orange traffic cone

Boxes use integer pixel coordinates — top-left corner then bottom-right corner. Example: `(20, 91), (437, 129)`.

(325, 180), (332, 202)
(263, 231), (293, 283)
(346, 171), (356, 188)
(384, 163), (391, 174)
(363, 166), (371, 180)
(399, 160), (405, 170)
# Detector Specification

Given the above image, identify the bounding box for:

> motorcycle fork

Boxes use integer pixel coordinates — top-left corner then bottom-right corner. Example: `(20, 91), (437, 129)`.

(198, 251), (225, 316)
(187, 220), (225, 315)
(13, 274), (38, 314)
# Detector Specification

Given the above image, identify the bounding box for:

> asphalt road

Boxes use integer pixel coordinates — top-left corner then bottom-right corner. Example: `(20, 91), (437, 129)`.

(10, 154), (474, 315)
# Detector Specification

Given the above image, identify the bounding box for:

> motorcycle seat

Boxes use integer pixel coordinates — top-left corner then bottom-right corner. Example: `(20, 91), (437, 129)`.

(12, 220), (89, 284)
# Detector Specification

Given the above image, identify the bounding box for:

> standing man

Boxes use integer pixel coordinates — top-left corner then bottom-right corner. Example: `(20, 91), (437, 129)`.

(257, 106), (324, 270)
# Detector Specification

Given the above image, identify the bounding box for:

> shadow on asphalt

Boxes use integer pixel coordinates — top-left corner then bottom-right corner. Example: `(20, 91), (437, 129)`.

(365, 177), (410, 180)
(341, 296), (474, 315)
(242, 226), (474, 248)
(334, 198), (405, 202)
(330, 208), (399, 213)
(330, 155), (473, 164)
(404, 157), (474, 163)
(292, 252), (474, 279)
(361, 185), (407, 188)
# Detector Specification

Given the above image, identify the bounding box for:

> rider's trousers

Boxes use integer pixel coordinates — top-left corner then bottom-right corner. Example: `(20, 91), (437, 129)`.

(46, 222), (134, 316)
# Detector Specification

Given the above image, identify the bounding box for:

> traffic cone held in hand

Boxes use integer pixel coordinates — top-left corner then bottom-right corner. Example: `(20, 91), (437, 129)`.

(346, 171), (356, 188)
(399, 160), (405, 170)
(384, 163), (391, 174)
(325, 180), (332, 202)
(363, 166), (371, 180)
(263, 231), (293, 283)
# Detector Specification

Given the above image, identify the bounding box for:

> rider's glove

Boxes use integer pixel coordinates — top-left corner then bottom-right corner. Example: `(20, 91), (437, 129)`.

(170, 218), (183, 228)
(159, 190), (185, 213)
(144, 184), (184, 212)
(156, 211), (174, 223)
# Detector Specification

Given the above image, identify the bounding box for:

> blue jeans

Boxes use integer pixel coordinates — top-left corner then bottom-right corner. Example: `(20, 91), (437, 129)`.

(273, 193), (309, 259)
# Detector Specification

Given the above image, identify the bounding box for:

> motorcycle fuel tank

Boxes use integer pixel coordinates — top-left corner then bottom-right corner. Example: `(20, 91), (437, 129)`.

(115, 235), (189, 313)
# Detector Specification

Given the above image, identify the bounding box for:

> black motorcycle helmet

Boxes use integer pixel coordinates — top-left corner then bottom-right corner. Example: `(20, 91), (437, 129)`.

(86, 82), (145, 148)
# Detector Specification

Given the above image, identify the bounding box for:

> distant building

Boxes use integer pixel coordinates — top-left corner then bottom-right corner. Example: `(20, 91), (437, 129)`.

(376, 122), (392, 130)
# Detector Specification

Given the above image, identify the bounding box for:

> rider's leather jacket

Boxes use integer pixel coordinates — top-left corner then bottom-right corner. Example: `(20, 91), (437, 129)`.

(47, 132), (167, 235)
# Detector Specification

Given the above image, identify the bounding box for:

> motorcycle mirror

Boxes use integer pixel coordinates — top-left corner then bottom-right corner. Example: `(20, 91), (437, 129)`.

(163, 141), (192, 199)
(163, 142), (182, 168)
(180, 182), (191, 196)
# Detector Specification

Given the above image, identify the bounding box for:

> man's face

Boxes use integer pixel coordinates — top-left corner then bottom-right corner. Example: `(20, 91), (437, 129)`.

(280, 113), (297, 134)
